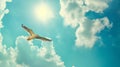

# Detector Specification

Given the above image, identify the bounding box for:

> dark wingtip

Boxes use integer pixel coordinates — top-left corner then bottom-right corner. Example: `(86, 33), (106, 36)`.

(49, 39), (52, 41)
(21, 24), (23, 27)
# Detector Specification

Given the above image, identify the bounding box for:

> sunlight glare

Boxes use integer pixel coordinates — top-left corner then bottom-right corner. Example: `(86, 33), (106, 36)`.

(33, 3), (54, 22)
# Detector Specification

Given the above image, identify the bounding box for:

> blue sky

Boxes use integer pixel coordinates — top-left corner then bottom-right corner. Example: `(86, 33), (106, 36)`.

(0, 0), (120, 67)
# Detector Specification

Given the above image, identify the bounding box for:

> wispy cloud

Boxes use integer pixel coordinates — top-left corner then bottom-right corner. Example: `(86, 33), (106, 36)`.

(0, 0), (11, 28)
(60, 0), (112, 48)
(0, 0), (19, 66)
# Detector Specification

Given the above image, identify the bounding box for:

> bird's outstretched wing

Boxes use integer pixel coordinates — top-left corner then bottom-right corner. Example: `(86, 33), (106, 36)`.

(36, 35), (52, 42)
(21, 24), (34, 35)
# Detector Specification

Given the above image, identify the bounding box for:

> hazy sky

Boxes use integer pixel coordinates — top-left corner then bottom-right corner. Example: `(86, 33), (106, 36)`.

(0, 0), (120, 67)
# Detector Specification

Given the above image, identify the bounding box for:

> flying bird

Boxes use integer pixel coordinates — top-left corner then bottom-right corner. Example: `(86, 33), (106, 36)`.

(21, 24), (52, 42)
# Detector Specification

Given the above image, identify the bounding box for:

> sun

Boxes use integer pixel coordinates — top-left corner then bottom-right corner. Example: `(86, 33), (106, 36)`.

(33, 3), (54, 22)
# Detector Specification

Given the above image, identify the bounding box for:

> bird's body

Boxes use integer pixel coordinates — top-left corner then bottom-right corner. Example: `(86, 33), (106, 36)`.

(22, 24), (52, 42)
(27, 34), (38, 40)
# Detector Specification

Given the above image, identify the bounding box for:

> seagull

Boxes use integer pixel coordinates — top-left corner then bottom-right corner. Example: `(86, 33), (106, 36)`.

(21, 24), (52, 41)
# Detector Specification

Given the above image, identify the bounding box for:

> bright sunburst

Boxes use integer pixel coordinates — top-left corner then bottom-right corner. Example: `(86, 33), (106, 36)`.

(33, 3), (54, 22)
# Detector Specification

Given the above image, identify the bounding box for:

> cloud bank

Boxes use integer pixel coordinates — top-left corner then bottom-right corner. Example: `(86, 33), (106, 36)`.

(60, 0), (112, 48)
(0, 35), (65, 67)
(16, 36), (65, 67)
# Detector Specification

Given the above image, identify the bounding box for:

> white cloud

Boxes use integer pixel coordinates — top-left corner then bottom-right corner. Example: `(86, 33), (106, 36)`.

(60, 0), (112, 48)
(60, 0), (87, 28)
(0, 34), (26, 67)
(75, 17), (112, 48)
(85, 0), (110, 13)
(0, 35), (65, 67)
(15, 36), (65, 67)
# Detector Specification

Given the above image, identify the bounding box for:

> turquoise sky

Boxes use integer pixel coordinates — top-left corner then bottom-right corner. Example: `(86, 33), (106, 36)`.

(0, 0), (120, 67)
